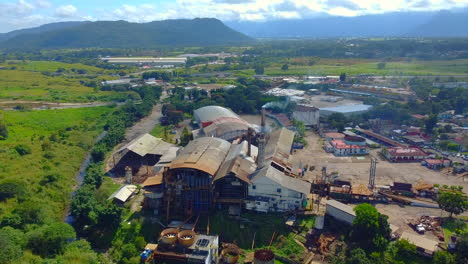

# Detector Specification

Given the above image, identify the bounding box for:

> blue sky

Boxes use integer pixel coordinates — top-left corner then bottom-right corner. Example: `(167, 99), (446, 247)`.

(0, 0), (467, 33)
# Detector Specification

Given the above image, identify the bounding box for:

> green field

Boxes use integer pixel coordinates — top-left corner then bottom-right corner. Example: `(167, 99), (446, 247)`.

(0, 106), (114, 221)
(235, 58), (468, 76)
(0, 61), (135, 102)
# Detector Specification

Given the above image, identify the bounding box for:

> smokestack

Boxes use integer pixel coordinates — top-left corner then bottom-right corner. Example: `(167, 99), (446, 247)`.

(125, 166), (133, 184)
(247, 128), (252, 157)
(261, 108), (266, 128)
(256, 133), (266, 168)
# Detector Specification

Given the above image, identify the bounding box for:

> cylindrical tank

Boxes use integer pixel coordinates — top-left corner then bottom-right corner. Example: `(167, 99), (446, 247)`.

(221, 247), (240, 264)
(254, 249), (275, 264)
(160, 228), (179, 245)
(177, 230), (197, 247)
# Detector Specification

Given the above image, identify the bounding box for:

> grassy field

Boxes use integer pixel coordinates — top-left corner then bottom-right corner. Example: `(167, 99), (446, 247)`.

(0, 106), (114, 221)
(235, 58), (468, 76)
(442, 217), (468, 243)
(0, 60), (135, 102)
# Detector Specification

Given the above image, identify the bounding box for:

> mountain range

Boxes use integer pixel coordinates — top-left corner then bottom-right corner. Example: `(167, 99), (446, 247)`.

(0, 10), (467, 50)
(0, 18), (252, 49)
(226, 10), (468, 38)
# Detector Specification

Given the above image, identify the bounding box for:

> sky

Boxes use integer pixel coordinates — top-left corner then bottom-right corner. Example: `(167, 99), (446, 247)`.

(0, 0), (467, 33)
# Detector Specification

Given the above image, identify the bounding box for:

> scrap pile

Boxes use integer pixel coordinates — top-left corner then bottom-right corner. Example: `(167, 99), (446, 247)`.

(314, 233), (336, 254)
(407, 216), (444, 241)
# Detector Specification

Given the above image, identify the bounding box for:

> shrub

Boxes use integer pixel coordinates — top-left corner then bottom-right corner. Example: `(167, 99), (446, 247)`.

(14, 144), (31, 156)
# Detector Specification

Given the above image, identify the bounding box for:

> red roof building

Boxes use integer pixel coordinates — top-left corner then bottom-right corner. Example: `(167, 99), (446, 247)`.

(383, 147), (428, 162)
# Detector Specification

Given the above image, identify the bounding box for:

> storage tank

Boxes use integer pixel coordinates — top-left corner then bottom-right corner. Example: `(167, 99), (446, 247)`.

(253, 249), (275, 264)
(177, 230), (197, 247)
(160, 228), (179, 245)
(221, 247), (240, 264)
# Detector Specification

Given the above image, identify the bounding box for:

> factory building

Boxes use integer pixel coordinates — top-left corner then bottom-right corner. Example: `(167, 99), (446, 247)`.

(165, 137), (232, 216)
(325, 199), (356, 225)
(324, 135), (369, 156)
(383, 147), (429, 162)
(193, 106), (251, 142)
(111, 133), (175, 181)
(245, 165), (310, 212)
(292, 104), (320, 127)
(101, 57), (187, 66)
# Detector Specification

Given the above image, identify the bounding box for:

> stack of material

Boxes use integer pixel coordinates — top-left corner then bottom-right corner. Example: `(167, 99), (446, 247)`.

(316, 233), (336, 254)
(414, 181), (433, 191)
(351, 184), (373, 196)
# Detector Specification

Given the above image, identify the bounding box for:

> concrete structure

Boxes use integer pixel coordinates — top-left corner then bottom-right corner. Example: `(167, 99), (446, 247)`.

(325, 199), (356, 225)
(325, 136), (369, 156)
(102, 57), (187, 66)
(245, 165), (310, 212)
(153, 232), (219, 264)
(292, 104), (320, 127)
(383, 147), (429, 162)
(319, 104), (372, 117)
(324, 132), (345, 141)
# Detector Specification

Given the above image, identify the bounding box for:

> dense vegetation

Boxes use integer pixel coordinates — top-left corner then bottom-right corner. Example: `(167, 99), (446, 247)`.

(0, 107), (114, 263)
(0, 19), (252, 50)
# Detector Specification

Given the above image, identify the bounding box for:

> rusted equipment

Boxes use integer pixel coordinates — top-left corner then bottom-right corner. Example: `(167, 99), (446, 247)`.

(178, 230), (197, 247)
(254, 249), (275, 264)
(221, 246), (241, 264)
(160, 228), (179, 245)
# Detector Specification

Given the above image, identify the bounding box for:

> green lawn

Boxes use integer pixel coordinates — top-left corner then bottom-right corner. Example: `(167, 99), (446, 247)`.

(0, 106), (114, 221)
(442, 217), (468, 242)
(150, 124), (174, 143)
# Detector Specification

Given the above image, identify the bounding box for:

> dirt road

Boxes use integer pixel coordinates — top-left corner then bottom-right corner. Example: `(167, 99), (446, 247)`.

(125, 104), (163, 140)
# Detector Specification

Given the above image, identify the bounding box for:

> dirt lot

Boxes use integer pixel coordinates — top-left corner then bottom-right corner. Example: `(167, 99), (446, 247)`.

(292, 131), (468, 189)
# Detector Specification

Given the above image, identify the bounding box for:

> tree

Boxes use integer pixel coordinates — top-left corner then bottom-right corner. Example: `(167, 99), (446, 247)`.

(0, 119), (8, 140)
(0, 227), (25, 264)
(393, 239), (416, 259)
(425, 114), (438, 133)
(14, 144), (31, 156)
(27, 222), (76, 257)
(437, 191), (468, 217)
(351, 203), (391, 252)
(346, 248), (371, 264)
(254, 65), (264, 75)
(281, 64), (289, 71)
(340, 73), (346, 82)
(456, 233), (468, 264)
(179, 126), (193, 147)
(433, 251), (456, 264)
(377, 62), (386, 69)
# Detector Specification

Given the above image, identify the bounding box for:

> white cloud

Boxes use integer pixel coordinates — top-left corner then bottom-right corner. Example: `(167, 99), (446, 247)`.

(55, 4), (77, 18)
(35, 0), (51, 9)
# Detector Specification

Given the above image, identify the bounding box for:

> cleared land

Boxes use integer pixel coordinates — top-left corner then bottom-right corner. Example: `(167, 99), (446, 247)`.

(236, 58), (468, 76)
(0, 106), (113, 220)
(0, 60), (133, 102)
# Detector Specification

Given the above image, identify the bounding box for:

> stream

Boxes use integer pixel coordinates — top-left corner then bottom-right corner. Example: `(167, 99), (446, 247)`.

(65, 131), (107, 224)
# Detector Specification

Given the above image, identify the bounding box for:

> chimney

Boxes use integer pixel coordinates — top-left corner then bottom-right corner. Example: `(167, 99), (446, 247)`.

(247, 127), (252, 157)
(261, 108), (266, 128)
(256, 133), (266, 168)
(125, 166), (133, 184)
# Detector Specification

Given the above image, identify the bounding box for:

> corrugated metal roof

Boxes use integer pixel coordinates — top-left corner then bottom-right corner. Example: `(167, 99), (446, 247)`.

(326, 199), (356, 216)
(214, 142), (257, 183)
(108, 185), (137, 203)
(194, 106), (240, 124)
(158, 146), (180, 163)
(251, 165), (311, 195)
(117, 133), (174, 157)
(203, 121), (249, 138)
(169, 137), (231, 176)
(142, 173), (163, 187)
(400, 232), (438, 253)
(264, 128), (295, 165)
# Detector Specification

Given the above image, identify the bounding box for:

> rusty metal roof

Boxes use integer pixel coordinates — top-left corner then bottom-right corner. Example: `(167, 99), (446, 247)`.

(169, 137), (231, 176)
(117, 133), (174, 157)
(214, 142), (257, 183)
